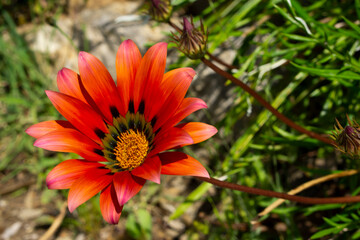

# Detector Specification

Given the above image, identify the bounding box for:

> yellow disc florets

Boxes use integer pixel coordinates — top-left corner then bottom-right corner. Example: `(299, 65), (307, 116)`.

(114, 129), (149, 170)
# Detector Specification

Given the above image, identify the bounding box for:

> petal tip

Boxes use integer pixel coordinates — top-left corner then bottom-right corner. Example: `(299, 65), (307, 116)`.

(154, 176), (161, 184)
(123, 39), (135, 45)
(78, 51), (90, 63)
(199, 170), (210, 179)
(25, 126), (33, 137)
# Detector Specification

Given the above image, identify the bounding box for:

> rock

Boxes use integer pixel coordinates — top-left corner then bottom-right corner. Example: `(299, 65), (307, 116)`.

(18, 208), (43, 221)
(1, 222), (22, 240)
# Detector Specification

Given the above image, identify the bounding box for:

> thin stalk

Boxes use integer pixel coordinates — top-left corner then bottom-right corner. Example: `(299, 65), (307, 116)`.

(206, 51), (238, 70)
(169, 20), (182, 34)
(197, 176), (360, 204)
(258, 169), (359, 216)
(201, 57), (333, 145)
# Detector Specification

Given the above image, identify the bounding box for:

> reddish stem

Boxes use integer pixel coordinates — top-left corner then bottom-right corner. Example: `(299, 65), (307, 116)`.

(197, 177), (360, 204)
(206, 51), (238, 70)
(169, 20), (182, 34)
(201, 57), (333, 145)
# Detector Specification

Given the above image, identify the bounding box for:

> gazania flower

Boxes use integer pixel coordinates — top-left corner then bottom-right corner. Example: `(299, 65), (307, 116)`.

(26, 40), (217, 224)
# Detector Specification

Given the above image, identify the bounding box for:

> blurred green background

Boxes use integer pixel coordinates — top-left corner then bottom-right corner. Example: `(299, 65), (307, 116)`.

(1, 0), (360, 239)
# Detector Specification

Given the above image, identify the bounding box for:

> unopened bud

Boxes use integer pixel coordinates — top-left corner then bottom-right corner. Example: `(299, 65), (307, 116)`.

(331, 115), (360, 157)
(149, 0), (172, 22)
(172, 17), (208, 60)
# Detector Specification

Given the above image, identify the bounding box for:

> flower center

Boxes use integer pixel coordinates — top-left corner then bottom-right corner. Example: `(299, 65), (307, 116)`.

(113, 129), (149, 170)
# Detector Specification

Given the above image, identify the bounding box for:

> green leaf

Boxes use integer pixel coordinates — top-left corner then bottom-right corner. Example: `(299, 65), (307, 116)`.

(336, 214), (352, 223)
(352, 229), (360, 239)
(323, 217), (339, 227)
(311, 228), (336, 239)
(291, 62), (360, 83)
(126, 213), (142, 239)
(304, 204), (343, 216)
(170, 182), (212, 219)
(342, 16), (360, 37)
(136, 209), (152, 239)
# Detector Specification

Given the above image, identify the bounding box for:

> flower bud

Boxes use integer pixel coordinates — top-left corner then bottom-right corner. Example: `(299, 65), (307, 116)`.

(149, 0), (172, 22)
(331, 116), (360, 157)
(172, 17), (208, 60)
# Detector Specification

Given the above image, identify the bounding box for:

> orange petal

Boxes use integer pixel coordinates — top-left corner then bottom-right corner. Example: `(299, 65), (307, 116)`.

(26, 120), (73, 139)
(154, 68), (196, 131)
(161, 97), (207, 131)
(57, 68), (87, 103)
(78, 51), (123, 122)
(46, 159), (102, 189)
(131, 155), (161, 184)
(176, 122), (217, 147)
(100, 184), (123, 224)
(68, 168), (113, 212)
(46, 90), (108, 144)
(159, 152), (209, 178)
(113, 171), (145, 205)
(116, 39), (142, 114)
(133, 42), (167, 115)
(150, 127), (193, 156)
(34, 129), (104, 161)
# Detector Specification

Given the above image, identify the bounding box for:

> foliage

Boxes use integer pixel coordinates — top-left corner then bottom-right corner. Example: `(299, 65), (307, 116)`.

(169, 0), (360, 239)
(1, 0), (360, 239)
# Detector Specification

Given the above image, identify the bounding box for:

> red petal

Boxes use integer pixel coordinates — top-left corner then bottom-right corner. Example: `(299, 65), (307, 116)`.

(100, 184), (123, 224)
(150, 128), (193, 156)
(78, 51), (123, 122)
(159, 152), (209, 178)
(131, 155), (161, 184)
(46, 90), (108, 144)
(68, 167), (113, 212)
(176, 122), (217, 146)
(46, 159), (102, 189)
(113, 171), (145, 205)
(26, 120), (73, 139)
(154, 68), (196, 131)
(116, 39), (142, 114)
(133, 42), (167, 115)
(34, 129), (104, 161)
(161, 97), (207, 131)
(57, 68), (87, 103)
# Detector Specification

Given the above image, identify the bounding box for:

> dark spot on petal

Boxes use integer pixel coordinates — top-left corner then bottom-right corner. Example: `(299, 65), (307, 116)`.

(155, 128), (161, 135)
(109, 140), (117, 148)
(129, 119), (135, 129)
(94, 128), (106, 139)
(151, 116), (157, 127)
(94, 149), (104, 156)
(136, 121), (142, 131)
(110, 106), (120, 118)
(106, 172), (115, 175)
(111, 132), (118, 139)
(119, 123), (127, 132)
(129, 100), (135, 113)
(139, 100), (145, 114)
(108, 153), (116, 161)
(145, 127), (150, 137)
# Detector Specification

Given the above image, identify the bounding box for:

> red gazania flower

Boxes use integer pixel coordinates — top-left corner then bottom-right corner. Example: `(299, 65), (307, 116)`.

(26, 40), (217, 224)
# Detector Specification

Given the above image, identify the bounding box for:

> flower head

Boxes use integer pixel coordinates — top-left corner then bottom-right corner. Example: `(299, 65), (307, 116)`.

(172, 17), (208, 60)
(26, 40), (217, 224)
(331, 115), (360, 157)
(149, 0), (172, 22)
